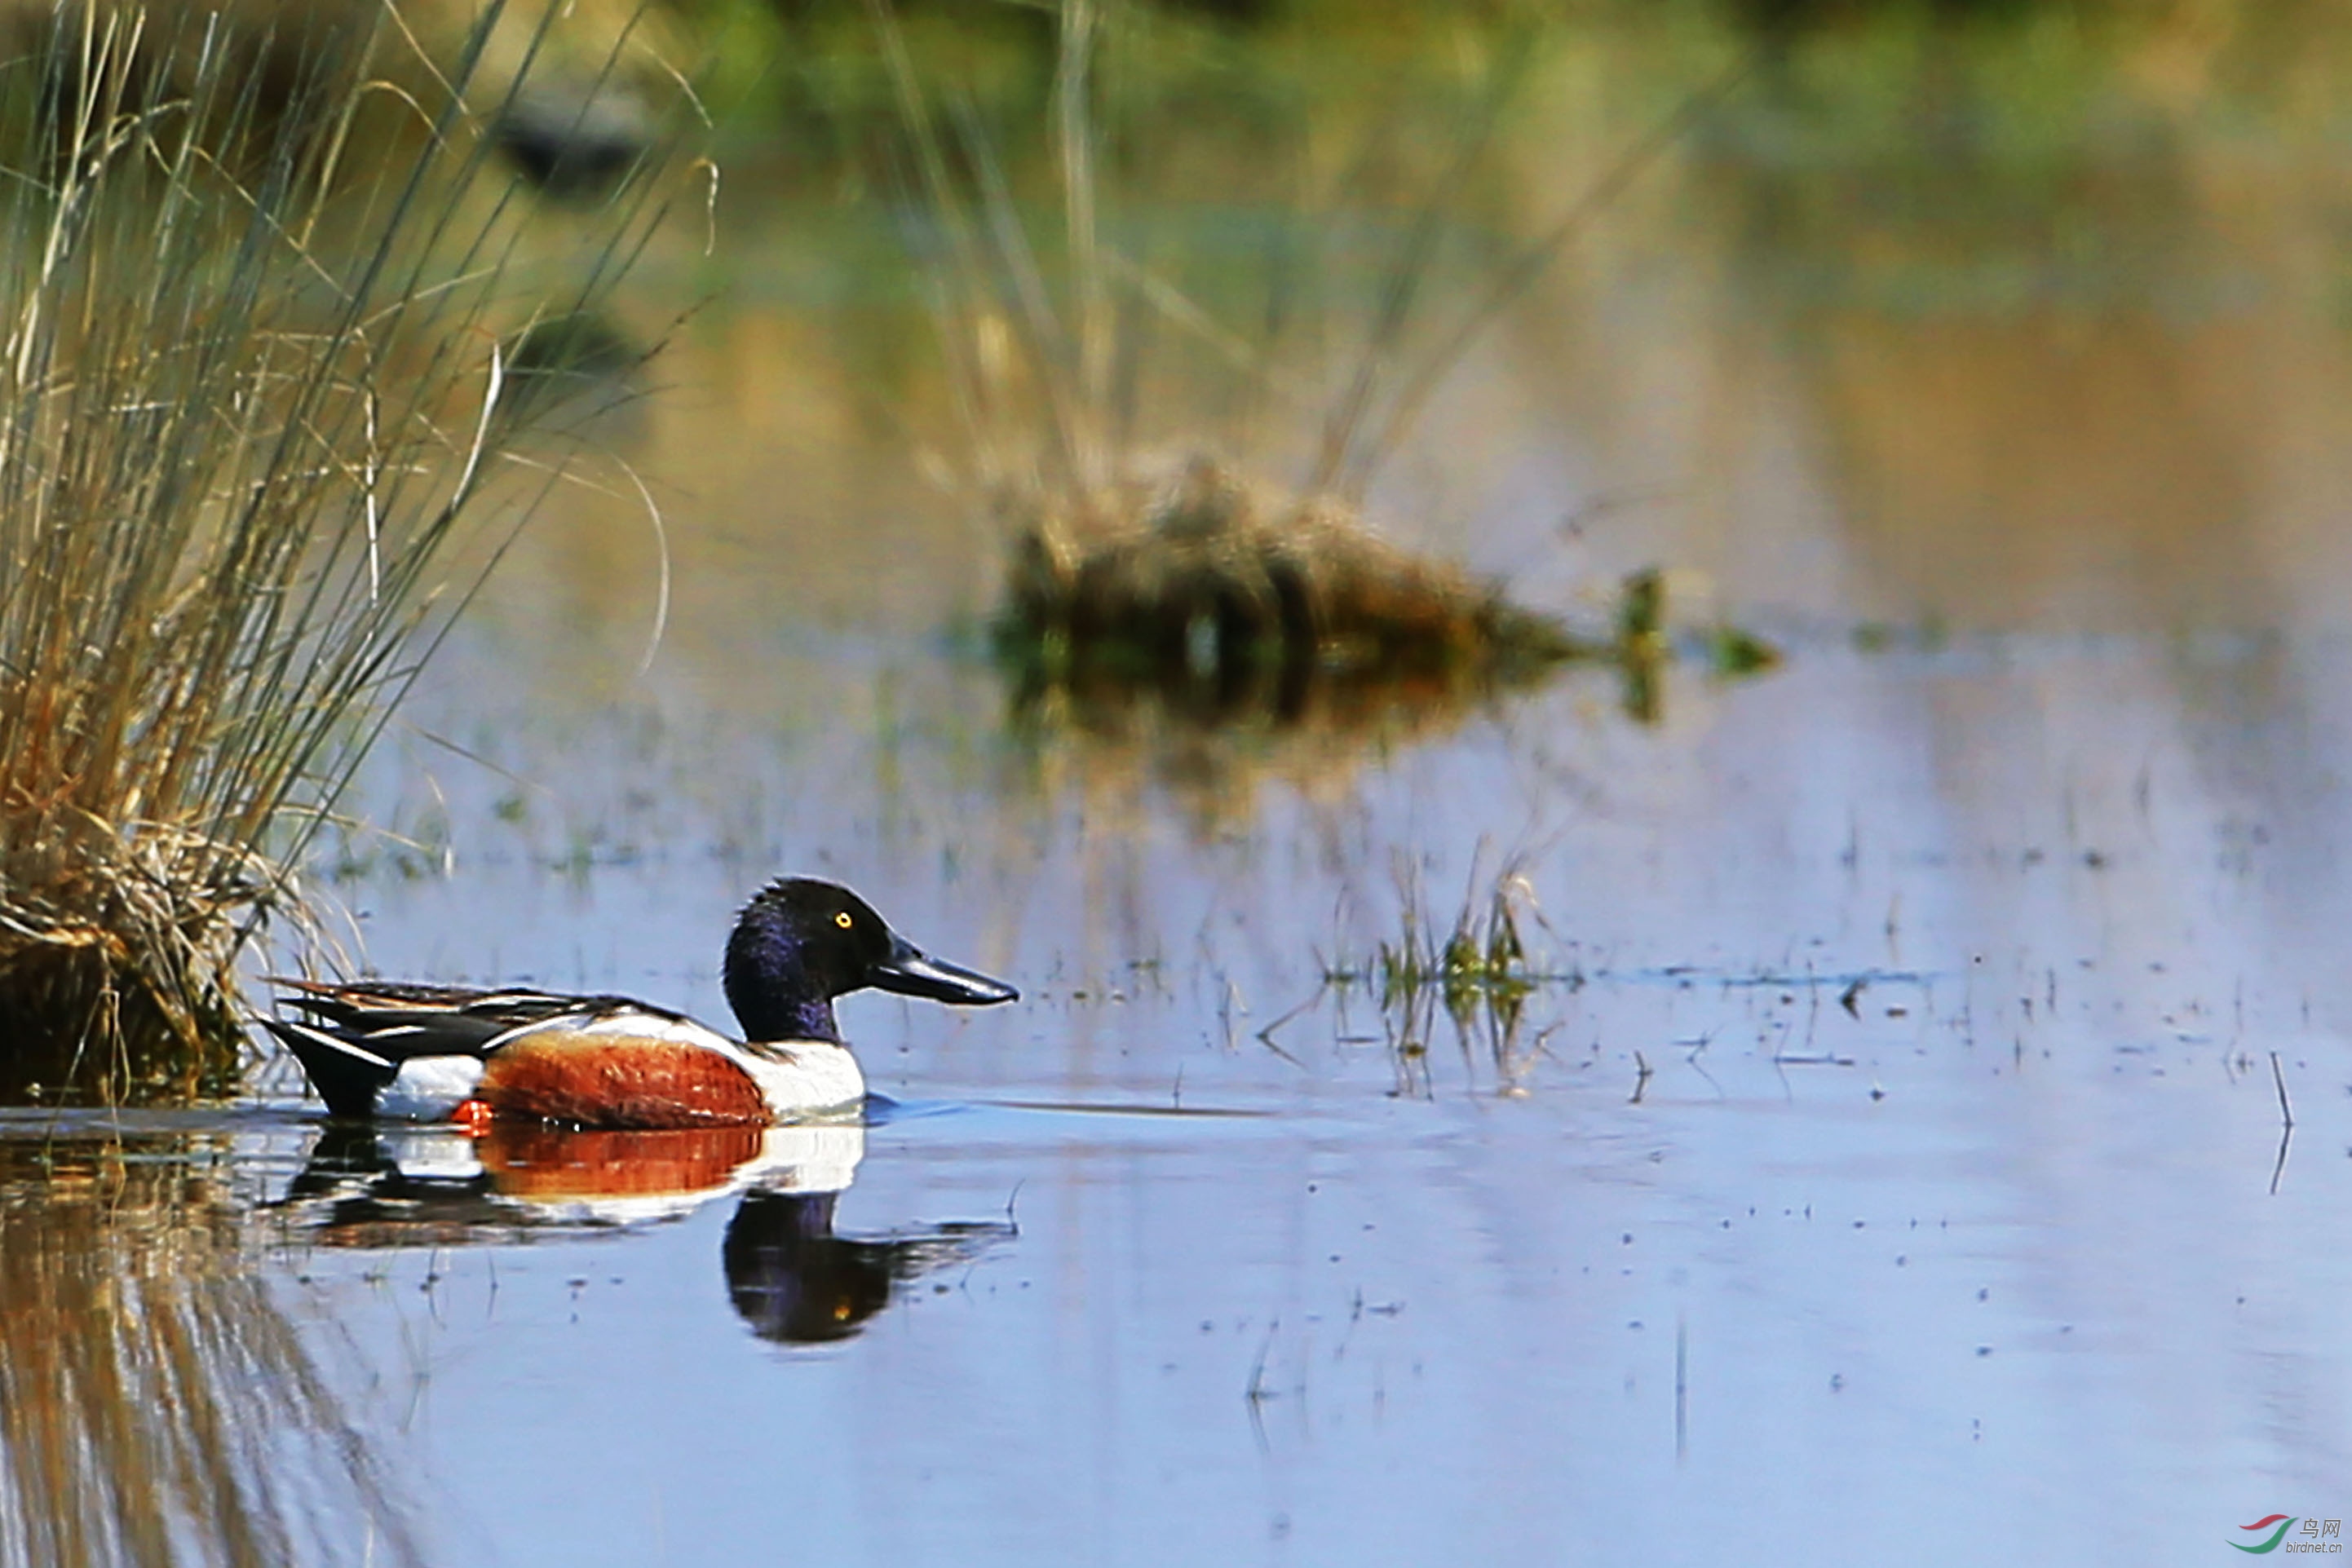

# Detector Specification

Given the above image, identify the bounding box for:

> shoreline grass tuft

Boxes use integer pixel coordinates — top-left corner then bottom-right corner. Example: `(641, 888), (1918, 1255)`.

(0, 5), (670, 1102)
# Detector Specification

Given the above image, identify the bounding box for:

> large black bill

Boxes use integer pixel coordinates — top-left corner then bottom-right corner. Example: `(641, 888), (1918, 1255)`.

(868, 934), (1019, 1006)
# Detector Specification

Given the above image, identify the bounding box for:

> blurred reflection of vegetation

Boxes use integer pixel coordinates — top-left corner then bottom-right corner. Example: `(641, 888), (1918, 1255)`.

(1673, 1), (2352, 631)
(0, 1135), (423, 1568)
(998, 562), (1770, 830)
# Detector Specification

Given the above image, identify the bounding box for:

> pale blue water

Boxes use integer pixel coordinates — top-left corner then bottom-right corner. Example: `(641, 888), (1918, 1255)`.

(12, 614), (2342, 1566)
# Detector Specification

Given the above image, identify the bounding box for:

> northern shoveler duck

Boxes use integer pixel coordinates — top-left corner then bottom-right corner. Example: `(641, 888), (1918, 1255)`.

(261, 877), (1016, 1129)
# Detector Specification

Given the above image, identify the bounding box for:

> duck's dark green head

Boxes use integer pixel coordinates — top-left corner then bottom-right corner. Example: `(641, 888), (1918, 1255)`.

(723, 877), (1017, 1044)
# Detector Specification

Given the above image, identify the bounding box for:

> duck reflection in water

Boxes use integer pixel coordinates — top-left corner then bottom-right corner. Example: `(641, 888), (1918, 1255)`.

(723, 1186), (1009, 1344)
(280, 1117), (1012, 1344)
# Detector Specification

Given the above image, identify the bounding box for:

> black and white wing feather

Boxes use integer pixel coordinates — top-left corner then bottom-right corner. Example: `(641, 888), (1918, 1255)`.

(260, 978), (688, 1118)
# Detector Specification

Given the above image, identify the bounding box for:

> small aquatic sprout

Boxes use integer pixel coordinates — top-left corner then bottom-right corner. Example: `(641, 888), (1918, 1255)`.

(1373, 864), (1536, 1011)
(1327, 859), (1561, 1097)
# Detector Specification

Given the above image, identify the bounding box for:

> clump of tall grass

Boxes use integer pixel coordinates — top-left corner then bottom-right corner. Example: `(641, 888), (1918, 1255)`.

(1002, 454), (1594, 688)
(0, 5), (669, 1100)
(858, 0), (1600, 695)
(854, 0), (1778, 725)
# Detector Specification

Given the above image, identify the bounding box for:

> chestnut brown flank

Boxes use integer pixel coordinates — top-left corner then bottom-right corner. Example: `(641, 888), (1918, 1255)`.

(480, 1037), (768, 1129)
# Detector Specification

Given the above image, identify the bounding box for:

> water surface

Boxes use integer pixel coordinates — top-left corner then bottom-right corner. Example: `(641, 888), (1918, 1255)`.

(11, 10), (2352, 1564)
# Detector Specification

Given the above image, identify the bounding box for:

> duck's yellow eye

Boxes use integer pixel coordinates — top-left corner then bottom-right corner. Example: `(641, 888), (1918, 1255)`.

(834, 912), (853, 929)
